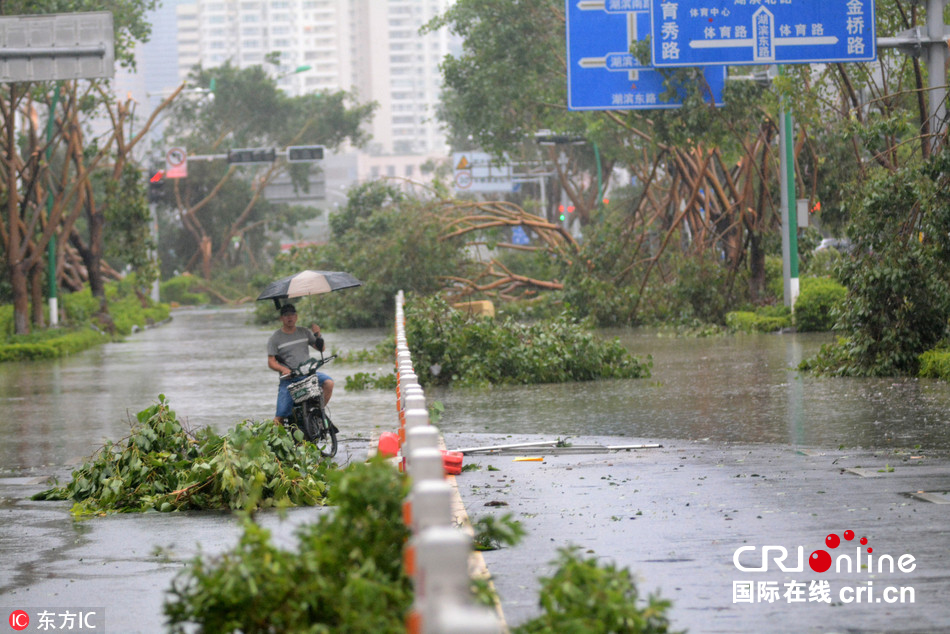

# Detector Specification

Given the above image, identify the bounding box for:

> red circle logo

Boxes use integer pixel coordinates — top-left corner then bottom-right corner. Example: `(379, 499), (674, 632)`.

(9, 610), (29, 631)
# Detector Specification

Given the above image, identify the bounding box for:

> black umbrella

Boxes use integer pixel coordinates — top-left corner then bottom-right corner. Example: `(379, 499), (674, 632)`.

(257, 270), (362, 309)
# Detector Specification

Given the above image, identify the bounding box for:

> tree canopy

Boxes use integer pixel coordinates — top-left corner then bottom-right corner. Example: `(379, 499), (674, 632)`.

(155, 62), (375, 281)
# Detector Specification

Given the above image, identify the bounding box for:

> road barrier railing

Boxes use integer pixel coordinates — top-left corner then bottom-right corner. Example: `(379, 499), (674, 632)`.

(394, 291), (501, 634)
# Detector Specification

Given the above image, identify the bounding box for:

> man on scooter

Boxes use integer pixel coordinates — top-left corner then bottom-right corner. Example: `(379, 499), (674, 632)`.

(267, 303), (334, 424)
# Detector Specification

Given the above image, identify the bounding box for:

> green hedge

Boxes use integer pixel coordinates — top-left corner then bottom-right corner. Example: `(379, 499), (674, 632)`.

(1, 279), (170, 362)
(0, 329), (109, 362)
(794, 277), (847, 332)
(918, 348), (950, 380)
(160, 275), (212, 306)
(725, 306), (792, 333)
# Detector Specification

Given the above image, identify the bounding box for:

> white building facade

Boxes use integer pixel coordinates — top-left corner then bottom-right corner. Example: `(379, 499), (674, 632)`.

(175, 0), (455, 163)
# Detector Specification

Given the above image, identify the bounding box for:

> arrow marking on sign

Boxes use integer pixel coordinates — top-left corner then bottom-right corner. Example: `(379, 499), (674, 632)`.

(688, 7), (837, 62)
(576, 11), (644, 81)
(689, 36), (839, 49)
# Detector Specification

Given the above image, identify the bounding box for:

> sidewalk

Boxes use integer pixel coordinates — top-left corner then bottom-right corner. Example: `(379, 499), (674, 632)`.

(445, 432), (950, 633)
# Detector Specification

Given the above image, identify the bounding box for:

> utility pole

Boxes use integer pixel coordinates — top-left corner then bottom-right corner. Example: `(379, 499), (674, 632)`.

(877, 0), (949, 151)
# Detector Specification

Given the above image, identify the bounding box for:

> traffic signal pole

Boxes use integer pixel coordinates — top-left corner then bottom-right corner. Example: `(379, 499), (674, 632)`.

(924, 0), (948, 153)
(877, 0), (949, 153)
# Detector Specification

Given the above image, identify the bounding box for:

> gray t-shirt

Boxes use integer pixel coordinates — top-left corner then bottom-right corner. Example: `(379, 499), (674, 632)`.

(267, 327), (317, 372)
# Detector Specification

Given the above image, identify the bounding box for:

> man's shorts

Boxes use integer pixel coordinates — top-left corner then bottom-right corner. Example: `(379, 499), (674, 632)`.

(276, 372), (331, 418)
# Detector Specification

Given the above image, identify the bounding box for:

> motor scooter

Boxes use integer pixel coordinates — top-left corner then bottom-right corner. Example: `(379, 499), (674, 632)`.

(283, 355), (338, 458)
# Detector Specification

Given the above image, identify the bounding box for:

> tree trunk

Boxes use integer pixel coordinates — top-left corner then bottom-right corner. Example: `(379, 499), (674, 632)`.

(200, 235), (213, 280)
(748, 232), (766, 301)
(30, 261), (46, 329)
(10, 261), (30, 335)
(86, 209), (106, 298)
(5, 84), (31, 334)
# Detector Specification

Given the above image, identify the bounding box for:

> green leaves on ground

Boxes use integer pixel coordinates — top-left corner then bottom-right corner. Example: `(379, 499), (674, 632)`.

(405, 295), (651, 387)
(513, 547), (679, 634)
(164, 457), (411, 634)
(725, 306), (791, 334)
(32, 396), (330, 515)
(471, 513), (526, 551)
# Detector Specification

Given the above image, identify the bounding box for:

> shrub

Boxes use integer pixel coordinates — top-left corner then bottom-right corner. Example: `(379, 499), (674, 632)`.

(765, 255), (785, 303)
(803, 248), (845, 279)
(344, 371), (398, 391)
(61, 287), (101, 323)
(0, 329), (110, 362)
(803, 149), (950, 376)
(1, 278), (169, 362)
(164, 457), (411, 633)
(160, 275), (212, 306)
(513, 547), (678, 634)
(794, 277), (846, 332)
(405, 295), (651, 387)
(918, 348), (950, 380)
(726, 306), (791, 333)
(0, 304), (13, 338)
(59, 280), (170, 333)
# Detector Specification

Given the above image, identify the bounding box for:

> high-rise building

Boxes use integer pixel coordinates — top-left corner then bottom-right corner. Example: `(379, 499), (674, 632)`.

(117, 0), (457, 243)
(175, 0), (455, 159)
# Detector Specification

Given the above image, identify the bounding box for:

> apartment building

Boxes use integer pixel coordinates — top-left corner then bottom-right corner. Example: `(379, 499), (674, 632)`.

(175, 0), (455, 162)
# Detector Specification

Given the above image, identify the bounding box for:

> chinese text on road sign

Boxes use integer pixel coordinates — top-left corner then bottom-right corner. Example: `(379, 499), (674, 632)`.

(650, 0), (876, 67)
(566, 0), (725, 110)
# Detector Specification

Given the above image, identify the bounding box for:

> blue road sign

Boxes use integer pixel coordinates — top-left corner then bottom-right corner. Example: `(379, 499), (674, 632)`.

(650, 0), (877, 67)
(566, 0), (726, 111)
(510, 226), (531, 246)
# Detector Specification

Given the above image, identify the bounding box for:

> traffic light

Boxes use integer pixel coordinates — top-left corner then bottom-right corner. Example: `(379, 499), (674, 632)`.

(286, 145), (325, 163)
(227, 148), (276, 164)
(148, 169), (165, 203)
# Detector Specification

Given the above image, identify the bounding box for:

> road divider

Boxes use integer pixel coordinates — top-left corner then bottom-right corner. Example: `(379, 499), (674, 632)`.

(393, 291), (502, 634)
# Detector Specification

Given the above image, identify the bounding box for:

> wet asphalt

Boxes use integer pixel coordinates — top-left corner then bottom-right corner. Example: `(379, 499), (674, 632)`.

(445, 433), (950, 634)
(2, 433), (950, 633)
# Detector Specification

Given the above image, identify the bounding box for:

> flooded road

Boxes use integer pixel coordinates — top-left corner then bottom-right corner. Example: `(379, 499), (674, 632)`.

(432, 329), (950, 450)
(3, 308), (950, 475)
(0, 308), (395, 474)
